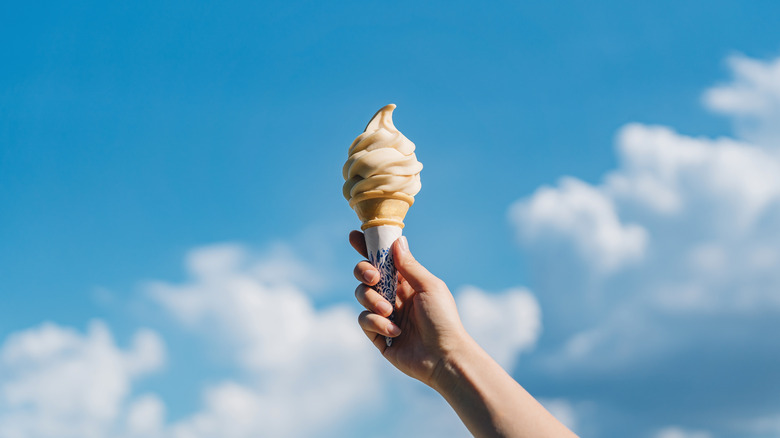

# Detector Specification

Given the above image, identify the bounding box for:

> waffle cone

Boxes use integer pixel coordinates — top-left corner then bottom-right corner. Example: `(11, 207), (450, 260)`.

(349, 190), (414, 230)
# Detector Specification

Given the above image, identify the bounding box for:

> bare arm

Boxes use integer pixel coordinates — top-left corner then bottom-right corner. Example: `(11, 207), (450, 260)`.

(431, 334), (576, 437)
(349, 231), (577, 437)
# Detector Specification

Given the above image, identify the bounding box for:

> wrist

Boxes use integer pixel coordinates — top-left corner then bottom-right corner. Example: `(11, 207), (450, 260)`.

(429, 332), (481, 396)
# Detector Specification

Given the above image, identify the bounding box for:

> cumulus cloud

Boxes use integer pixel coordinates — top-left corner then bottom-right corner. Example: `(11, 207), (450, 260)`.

(510, 177), (648, 273)
(380, 286), (543, 438)
(611, 123), (780, 231)
(510, 61), (780, 314)
(9, 53), (780, 438)
(703, 54), (780, 145)
(457, 286), (541, 370)
(654, 427), (713, 438)
(145, 243), (382, 437)
(509, 53), (780, 436)
(0, 321), (165, 438)
(125, 394), (166, 438)
(144, 243), (544, 437)
(0, 235), (546, 438)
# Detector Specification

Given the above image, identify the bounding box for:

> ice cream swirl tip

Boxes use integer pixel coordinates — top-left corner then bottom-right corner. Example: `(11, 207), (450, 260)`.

(342, 104), (423, 202)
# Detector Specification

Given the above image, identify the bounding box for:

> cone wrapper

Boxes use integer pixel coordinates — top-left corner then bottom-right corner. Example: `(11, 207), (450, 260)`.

(364, 225), (402, 346)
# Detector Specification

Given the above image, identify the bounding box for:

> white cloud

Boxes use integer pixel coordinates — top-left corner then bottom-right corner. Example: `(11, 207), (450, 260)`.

(125, 394), (166, 438)
(456, 286), (541, 370)
(511, 88), (780, 316)
(146, 243), (383, 437)
(738, 413), (780, 435)
(0, 236), (547, 438)
(508, 53), (780, 434)
(539, 399), (578, 433)
(145, 244), (545, 437)
(703, 54), (780, 145)
(653, 426), (712, 438)
(384, 382), (472, 438)
(704, 55), (780, 117)
(610, 123), (780, 230)
(8, 52), (780, 438)
(550, 307), (672, 374)
(167, 382), (266, 438)
(0, 321), (165, 438)
(510, 177), (648, 273)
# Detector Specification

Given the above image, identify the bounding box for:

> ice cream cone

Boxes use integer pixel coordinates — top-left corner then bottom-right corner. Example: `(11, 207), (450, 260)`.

(343, 104), (422, 347)
(349, 190), (414, 231)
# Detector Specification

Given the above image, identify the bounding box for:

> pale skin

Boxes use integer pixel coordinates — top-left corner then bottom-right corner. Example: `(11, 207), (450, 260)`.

(350, 230), (578, 438)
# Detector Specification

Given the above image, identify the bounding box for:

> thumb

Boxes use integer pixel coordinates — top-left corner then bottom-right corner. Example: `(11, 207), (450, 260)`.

(392, 236), (440, 292)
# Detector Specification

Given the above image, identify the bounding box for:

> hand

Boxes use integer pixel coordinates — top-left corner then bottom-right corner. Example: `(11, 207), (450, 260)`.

(350, 231), (578, 437)
(350, 230), (470, 387)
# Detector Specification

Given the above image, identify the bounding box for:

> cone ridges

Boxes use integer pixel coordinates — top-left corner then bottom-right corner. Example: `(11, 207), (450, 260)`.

(349, 190), (414, 230)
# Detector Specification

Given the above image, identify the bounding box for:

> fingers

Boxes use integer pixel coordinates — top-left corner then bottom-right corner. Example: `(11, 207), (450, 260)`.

(354, 260), (379, 286)
(356, 285), (399, 352)
(392, 236), (443, 293)
(358, 310), (401, 339)
(396, 276), (416, 303)
(349, 230), (368, 258)
(355, 284), (394, 317)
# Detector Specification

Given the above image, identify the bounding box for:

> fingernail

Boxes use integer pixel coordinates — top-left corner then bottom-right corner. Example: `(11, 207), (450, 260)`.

(387, 323), (401, 337)
(363, 269), (378, 284)
(376, 300), (393, 316)
(398, 236), (409, 253)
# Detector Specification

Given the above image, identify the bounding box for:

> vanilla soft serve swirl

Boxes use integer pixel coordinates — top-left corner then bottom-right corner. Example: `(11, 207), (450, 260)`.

(342, 104), (423, 202)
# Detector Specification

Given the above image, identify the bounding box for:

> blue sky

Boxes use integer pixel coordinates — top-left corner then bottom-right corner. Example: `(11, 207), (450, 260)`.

(3, 1), (780, 437)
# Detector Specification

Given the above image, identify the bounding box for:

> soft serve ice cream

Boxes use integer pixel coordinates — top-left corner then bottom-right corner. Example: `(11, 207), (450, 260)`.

(342, 104), (423, 346)
(342, 104), (423, 206)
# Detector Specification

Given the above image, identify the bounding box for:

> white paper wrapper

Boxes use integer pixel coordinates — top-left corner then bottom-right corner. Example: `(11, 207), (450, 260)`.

(364, 225), (402, 346)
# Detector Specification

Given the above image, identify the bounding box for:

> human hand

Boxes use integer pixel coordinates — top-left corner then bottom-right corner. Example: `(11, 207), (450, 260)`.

(350, 230), (471, 387)
(351, 232), (578, 438)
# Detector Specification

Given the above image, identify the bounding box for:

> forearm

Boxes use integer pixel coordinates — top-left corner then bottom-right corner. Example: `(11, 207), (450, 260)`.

(431, 336), (577, 438)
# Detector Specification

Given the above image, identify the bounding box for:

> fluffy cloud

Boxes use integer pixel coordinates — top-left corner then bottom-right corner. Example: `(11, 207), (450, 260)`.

(457, 286), (541, 370)
(125, 394), (166, 438)
(510, 177), (648, 273)
(703, 54), (780, 145)
(509, 54), (780, 436)
(0, 321), (165, 438)
(0, 238), (544, 438)
(144, 243), (543, 437)
(146, 243), (382, 437)
(653, 427), (713, 438)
